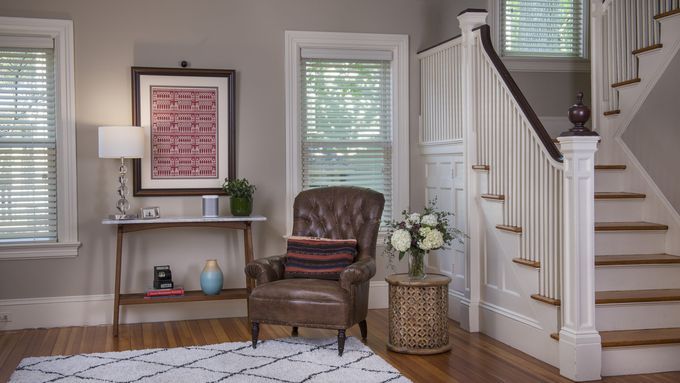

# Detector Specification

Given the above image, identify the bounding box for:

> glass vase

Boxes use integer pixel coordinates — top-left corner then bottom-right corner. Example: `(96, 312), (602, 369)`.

(408, 250), (426, 279)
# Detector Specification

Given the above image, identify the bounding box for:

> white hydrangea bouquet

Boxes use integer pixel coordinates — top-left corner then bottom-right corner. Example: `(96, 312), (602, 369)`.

(383, 200), (463, 279)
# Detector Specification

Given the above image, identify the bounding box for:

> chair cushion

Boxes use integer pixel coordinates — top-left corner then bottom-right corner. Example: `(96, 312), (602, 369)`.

(249, 279), (351, 328)
(284, 236), (357, 280)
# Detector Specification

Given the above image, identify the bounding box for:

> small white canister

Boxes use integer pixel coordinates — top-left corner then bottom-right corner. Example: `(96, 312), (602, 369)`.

(202, 195), (219, 217)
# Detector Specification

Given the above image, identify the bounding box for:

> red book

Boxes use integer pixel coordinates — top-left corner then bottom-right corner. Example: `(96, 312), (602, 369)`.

(145, 287), (184, 297)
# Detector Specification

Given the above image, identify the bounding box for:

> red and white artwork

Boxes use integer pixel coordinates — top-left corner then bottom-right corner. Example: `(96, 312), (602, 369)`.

(150, 87), (218, 179)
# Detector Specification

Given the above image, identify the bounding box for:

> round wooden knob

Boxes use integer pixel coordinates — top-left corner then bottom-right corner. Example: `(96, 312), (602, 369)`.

(560, 92), (598, 137)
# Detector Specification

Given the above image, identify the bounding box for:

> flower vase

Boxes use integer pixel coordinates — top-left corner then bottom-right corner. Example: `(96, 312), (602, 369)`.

(200, 260), (224, 295)
(408, 250), (426, 279)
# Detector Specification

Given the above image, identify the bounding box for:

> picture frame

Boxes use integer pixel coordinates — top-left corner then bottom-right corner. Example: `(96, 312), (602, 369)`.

(141, 206), (161, 219)
(131, 67), (236, 196)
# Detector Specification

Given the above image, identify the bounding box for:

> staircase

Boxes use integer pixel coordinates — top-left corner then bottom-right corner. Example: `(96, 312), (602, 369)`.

(418, 4), (680, 380)
(544, 161), (680, 375)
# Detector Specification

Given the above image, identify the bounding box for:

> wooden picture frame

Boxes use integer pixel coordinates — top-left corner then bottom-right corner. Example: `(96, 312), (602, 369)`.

(131, 67), (235, 196)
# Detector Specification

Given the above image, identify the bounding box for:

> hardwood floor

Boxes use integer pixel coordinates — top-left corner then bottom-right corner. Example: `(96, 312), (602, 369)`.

(1, 309), (679, 382)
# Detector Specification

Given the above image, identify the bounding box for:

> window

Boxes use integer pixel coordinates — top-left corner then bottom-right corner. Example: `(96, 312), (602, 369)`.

(285, 31), (409, 234)
(489, 0), (589, 72)
(0, 17), (78, 259)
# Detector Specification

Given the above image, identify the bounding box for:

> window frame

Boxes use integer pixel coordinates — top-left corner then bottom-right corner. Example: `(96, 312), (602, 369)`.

(284, 31), (409, 235)
(487, 0), (591, 73)
(0, 17), (79, 260)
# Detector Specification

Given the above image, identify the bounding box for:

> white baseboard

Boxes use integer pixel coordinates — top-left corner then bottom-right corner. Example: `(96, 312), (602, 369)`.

(479, 301), (559, 368)
(0, 281), (389, 330)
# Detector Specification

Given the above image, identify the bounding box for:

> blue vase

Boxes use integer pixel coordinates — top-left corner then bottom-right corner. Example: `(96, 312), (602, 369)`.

(200, 260), (223, 295)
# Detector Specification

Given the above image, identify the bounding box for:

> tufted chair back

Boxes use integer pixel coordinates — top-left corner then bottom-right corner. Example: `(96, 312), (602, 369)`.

(292, 186), (385, 263)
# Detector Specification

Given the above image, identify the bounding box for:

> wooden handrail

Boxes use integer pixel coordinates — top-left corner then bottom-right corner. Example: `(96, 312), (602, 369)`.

(473, 25), (563, 162)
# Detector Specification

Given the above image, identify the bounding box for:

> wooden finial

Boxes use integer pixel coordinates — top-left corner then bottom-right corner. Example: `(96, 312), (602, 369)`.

(560, 92), (598, 137)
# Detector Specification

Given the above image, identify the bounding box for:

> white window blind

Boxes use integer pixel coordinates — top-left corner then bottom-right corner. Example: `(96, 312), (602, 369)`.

(501, 0), (584, 58)
(0, 42), (57, 243)
(300, 57), (393, 222)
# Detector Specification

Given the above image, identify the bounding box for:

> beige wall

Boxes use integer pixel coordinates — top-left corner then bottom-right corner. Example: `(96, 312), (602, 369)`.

(623, 50), (680, 214)
(0, 0), (479, 299)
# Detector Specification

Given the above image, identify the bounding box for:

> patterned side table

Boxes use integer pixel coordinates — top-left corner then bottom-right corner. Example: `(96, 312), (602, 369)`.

(385, 273), (452, 354)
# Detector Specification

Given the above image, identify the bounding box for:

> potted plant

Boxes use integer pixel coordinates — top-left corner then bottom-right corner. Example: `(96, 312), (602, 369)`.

(383, 200), (464, 279)
(222, 178), (256, 216)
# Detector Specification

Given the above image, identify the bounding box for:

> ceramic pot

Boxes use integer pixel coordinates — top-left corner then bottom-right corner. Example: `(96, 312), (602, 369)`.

(200, 260), (223, 295)
(230, 197), (252, 216)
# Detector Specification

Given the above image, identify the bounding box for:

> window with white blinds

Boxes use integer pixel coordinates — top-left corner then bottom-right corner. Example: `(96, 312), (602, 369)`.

(0, 44), (57, 243)
(300, 57), (393, 222)
(500, 0), (585, 58)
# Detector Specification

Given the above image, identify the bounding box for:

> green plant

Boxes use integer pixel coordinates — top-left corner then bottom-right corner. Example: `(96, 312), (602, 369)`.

(222, 178), (256, 200)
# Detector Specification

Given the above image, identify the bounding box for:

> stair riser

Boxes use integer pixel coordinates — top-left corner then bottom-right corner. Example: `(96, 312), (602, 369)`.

(595, 199), (644, 222)
(595, 265), (680, 290)
(595, 171), (625, 193)
(595, 231), (667, 255)
(602, 344), (680, 376)
(596, 302), (680, 331)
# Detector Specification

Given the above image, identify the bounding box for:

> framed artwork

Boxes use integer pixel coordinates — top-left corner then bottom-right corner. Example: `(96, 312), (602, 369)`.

(131, 67), (235, 196)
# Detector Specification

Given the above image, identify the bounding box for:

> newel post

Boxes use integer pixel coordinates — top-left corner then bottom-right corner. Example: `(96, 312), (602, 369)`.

(457, 9), (487, 333)
(556, 93), (602, 381)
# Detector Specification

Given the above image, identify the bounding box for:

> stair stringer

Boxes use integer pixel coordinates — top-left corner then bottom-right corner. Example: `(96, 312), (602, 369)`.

(475, 172), (560, 368)
(597, 13), (680, 163)
(597, 13), (680, 258)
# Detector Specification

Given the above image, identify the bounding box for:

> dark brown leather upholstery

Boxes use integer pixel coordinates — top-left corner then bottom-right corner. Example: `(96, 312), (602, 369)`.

(245, 186), (384, 353)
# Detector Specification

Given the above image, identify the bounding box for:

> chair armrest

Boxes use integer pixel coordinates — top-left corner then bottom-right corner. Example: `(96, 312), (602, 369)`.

(340, 258), (376, 291)
(245, 255), (286, 285)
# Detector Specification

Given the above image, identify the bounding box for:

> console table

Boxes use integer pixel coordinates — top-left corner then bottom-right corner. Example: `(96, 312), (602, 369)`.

(102, 215), (267, 336)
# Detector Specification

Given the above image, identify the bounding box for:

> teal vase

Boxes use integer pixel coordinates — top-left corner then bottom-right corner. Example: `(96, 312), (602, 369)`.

(200, 260), (223, 295)
(230, 197), (253, 216)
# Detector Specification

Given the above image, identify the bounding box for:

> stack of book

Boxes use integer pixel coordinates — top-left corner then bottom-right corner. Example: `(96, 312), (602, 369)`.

(145, 265), (184, 299)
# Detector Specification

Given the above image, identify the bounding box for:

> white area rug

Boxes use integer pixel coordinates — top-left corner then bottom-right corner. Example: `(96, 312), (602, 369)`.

(10, 336), (411, 383)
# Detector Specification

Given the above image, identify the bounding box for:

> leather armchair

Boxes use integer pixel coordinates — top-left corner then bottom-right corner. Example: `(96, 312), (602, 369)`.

(245, 186), (384, 355)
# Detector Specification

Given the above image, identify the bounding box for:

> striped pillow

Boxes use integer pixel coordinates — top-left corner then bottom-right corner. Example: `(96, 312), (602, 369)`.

(284, 236), (357, 280)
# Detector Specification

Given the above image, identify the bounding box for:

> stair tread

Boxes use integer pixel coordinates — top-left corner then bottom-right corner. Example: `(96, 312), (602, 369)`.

(496, 225), (522, 233)
(472, 165), (489, 171)
(481, 194), (504, 200)
(595, 192), (646, 199)
(596, 288), (680, 304)
(600, 328), (680, 347)
(632, 43), (663, 55)
(595, 164), (626, 170)
(551, 328), (680, 347)
(595, 221), (669, 231)
(604, 109), (621, 116)
(654, 8), (680, 20)
(596, 254), (680, 266)
(611, 78), (641, 88)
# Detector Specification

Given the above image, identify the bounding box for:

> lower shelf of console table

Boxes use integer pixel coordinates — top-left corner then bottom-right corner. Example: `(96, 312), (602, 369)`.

(119, 288), (248, 305)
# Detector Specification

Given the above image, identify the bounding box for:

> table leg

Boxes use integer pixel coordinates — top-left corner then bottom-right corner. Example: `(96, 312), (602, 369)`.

(113, 225), (124, 337)
(243, 223), (254, 320)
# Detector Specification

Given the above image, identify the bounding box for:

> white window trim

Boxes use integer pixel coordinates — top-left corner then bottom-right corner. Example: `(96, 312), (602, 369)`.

(487, 0), (591, 73)
(284, 31), (410, 236)
(0, 17), (80, 260)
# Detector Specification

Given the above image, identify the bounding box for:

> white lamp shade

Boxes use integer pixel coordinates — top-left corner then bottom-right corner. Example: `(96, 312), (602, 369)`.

(98, 126), (145, 158)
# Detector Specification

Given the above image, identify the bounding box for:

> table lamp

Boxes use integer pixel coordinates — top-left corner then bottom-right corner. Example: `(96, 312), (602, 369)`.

(98, 126), (145, 219)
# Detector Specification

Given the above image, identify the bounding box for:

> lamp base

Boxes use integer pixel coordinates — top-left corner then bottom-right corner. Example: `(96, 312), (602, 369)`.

(109, 214), (138, 220)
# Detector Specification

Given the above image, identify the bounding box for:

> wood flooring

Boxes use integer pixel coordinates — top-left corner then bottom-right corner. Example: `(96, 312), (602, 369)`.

(1, 309), (679, 382)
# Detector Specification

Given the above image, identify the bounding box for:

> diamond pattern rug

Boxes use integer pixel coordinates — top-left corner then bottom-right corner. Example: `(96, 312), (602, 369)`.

(10, 336), (412, 383)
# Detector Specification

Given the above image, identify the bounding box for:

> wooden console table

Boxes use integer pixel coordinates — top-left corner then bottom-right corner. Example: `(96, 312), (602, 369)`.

(102, 215), (267, 336)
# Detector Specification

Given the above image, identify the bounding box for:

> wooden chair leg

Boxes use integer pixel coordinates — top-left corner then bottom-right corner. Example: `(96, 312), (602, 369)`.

(359, 320), (367, 340)
(292, 326), (299, 336)
(337, 329), (346, 356)
(251, 322), (259, 349)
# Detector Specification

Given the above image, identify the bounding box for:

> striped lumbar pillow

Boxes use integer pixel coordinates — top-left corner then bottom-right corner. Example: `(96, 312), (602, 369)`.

(284, 236), (357, 280)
